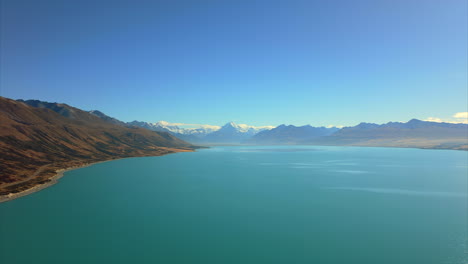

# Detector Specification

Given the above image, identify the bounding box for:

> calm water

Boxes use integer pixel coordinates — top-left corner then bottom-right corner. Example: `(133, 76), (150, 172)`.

(1, 146), (467, 264)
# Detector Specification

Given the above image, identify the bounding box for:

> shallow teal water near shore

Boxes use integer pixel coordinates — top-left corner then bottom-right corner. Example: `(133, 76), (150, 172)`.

(1, 146), (467, 264)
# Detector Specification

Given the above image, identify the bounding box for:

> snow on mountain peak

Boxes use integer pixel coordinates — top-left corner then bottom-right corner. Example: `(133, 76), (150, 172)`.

(221, 122), (274, 133)
(146, 120), (275, 135)
(151, 121), (221, 135)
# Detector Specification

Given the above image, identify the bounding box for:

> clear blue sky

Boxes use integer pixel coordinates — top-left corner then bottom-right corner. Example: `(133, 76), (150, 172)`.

(1, 0), (466, 126)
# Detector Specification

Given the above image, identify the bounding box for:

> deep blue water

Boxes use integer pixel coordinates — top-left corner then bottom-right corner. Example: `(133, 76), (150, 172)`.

(1, 146), (467, 264)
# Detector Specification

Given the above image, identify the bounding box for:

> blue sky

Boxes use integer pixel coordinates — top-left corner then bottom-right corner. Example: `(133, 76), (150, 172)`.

(1, 0), (466, 127)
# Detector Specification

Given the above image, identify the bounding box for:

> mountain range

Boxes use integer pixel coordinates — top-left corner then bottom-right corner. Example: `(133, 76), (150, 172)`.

(309, 119), (468, 149)
(15, 99), (467, 149)
(127, 119), (467, 150)
(125, 120), (275, 144)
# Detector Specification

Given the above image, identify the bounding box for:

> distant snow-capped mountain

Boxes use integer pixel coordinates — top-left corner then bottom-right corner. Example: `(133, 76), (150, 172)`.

(153, 121), (221, 135)
(221, 121), (275, 134)
(127, 120), (274, 143)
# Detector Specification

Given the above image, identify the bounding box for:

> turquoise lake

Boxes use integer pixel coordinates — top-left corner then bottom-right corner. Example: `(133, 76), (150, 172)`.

(1, 146), (467, 264)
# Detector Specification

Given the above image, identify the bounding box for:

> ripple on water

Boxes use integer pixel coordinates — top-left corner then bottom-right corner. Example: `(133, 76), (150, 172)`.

(324, 187), (468, 198)
(331, 170), (370, 174)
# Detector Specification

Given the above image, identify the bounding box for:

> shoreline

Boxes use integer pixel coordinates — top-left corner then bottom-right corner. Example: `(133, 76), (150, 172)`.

(0, 149), (193, 204)
(0, 159), (113, 204)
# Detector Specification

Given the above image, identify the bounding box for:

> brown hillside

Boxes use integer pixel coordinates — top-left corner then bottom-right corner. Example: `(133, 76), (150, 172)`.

(0, 97), (193, 195)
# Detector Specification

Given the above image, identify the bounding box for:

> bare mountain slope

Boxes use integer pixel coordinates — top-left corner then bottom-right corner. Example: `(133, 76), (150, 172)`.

(0, 97), (193, 195)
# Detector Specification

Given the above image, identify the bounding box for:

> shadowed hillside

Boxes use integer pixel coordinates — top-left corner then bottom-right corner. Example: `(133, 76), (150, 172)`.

(0, 97), (193, 195)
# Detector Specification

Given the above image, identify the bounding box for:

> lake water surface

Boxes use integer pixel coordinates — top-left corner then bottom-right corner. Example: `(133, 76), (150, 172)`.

(1, 146), (467, 263)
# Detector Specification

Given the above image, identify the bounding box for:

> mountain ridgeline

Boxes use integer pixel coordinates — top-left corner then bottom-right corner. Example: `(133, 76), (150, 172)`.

(0, 97), (193, 195)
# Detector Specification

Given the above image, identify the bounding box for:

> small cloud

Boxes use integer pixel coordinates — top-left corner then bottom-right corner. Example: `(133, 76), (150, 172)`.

(453, 112), (468, 119)
(424, 112), (468, 124)
(253, 125), (275, 130)
(327, 125), (344, 128)
(424, 117), (444, 123)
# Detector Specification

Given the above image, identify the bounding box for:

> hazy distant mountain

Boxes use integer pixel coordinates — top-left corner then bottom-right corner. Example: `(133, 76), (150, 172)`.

(200, 122), (272, 144)
(247, 125), (339, 145)
(245, 119), (467, 150)
(0, 97), (193, 195)
(127, 121), (220, 136)
(154, 121), (221, 136)
(310, 119), (468, 150)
